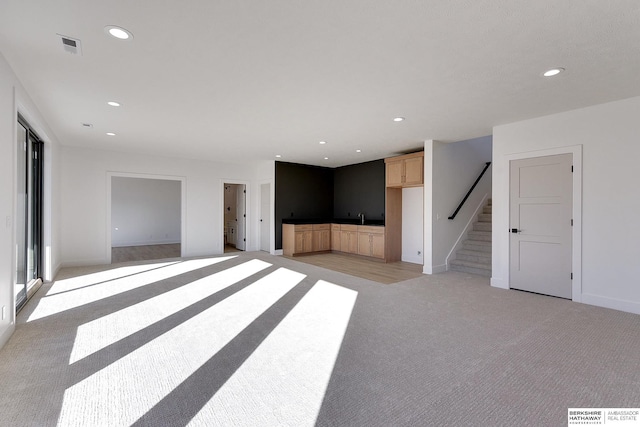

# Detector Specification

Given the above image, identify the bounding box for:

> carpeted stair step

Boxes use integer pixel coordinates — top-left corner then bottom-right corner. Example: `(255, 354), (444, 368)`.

(468, 230), (492, 242)
(450, 198), (493, 277)
(478, 213), (492, 222)
(456, 249), (491, 264)
(449, 259), (492, 277)
(463, 240), (492, 253)
(473, 221), (492, 232)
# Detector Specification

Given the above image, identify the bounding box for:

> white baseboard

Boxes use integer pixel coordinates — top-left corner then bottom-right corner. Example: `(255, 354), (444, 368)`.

(401, 255), (424, 265)
(423, 264), (446, 274)
(112, 240), (181, 248)
(581, 293), (640, 315)
(0, 324), (16, 351)
(50, 262), (62, 281)
(490, 277), (508, 289)
(61, 257), (110, 268)
(273, 249), (283, 256)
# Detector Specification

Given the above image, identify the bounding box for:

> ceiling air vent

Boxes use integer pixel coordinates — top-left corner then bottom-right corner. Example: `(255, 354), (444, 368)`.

(57, 34), (82, 55)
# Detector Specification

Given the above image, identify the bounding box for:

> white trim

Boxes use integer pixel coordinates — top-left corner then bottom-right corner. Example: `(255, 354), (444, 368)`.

(106, 172), (187, 264)
(499, 145), (583, 303)
(220, 179), (251, 252)
(257, 179), (275, 254)
(274, 249), (283, 256)
(14, 92), (57, 320)
(111, 240), (181, 248)
(423, 264), (447, 275)
(61, 258), (112, 268)
(445, 193), (489, 270)
(0, 323), (15, 349)
(581, 293), (640, 316)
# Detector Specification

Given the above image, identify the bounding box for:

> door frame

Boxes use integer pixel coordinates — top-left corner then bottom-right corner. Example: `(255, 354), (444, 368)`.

(220, 179), (251, 252)
(501, 145), (582, 302)
(106, 172), (187, 264)
(258, 180), (273, 253)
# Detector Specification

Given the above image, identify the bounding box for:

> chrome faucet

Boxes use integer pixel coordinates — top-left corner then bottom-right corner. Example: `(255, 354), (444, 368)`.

(357, 212), (365, 225)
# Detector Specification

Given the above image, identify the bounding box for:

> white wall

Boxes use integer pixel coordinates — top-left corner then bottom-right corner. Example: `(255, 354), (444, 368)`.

(402, 187), (423, 264)
(424, 136), (492, 273)
(60, 146), (271, 266)
(0, 52), (60, 348)
(111, 177), (181, 247)
(492, 96), (640, 315)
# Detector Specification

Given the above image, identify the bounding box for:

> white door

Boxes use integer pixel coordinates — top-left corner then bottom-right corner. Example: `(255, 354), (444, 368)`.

(260, 183), (270, 252)
(236, 184), (246, 251)
(510, 153), (572, 298)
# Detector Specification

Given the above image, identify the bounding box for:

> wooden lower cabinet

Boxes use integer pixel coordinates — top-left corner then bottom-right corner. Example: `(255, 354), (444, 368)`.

(284, 223), (385, 259)
(340, 225), (359, 254)
(357, 226), (385, 259)
(331, 224), (341, 251)
(312, 224), (331, 252)
(295, 230), (313, 253)
(370, 233), (385, 259)
(283, 224), (313, 256)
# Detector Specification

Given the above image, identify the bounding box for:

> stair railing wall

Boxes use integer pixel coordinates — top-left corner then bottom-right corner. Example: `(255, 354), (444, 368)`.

(448, 162), (492, 220)
(445, 193), (491, 270)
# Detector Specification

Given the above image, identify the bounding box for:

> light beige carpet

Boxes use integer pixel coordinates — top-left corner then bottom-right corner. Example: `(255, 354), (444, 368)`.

(111, 243), (181, 264)
(0, 252), (638, 426)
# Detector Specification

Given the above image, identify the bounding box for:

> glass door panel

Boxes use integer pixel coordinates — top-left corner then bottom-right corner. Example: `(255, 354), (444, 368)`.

(15, 123), (27, 309)
(16, 116), (43, 312)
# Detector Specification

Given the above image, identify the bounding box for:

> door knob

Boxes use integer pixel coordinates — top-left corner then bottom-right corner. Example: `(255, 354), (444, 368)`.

(510, 228), (522, 233)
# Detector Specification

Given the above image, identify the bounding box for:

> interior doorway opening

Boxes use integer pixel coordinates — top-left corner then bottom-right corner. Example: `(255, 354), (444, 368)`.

(110, 176), (182, 264)
(224, 183), (246, 253)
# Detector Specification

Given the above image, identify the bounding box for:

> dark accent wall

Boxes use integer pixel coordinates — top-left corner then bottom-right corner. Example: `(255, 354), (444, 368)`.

(275, 162), (334, 249)
(333, 160), (385, 220)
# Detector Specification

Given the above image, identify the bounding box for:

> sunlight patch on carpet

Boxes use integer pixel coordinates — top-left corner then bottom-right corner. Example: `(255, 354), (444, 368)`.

(47, 262), (179, 295)
(69, 259), (272, 364)
(28, 257), (236, 322)
(188, 280), (357, 427)
(56, 267), (306, 427)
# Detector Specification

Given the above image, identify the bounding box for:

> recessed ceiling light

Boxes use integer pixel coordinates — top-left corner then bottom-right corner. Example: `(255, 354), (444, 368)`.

(324, 157), (329, 160)
(106, 132), (116, 136)
(104, 25), (133, 40)
(393, 117), (405, 122)
(275, 154), (282, 158)
(356, 149), (362, 153)
(319, 141), (327, 145)
(543, 67), (565, 77)
(107, 101), (121, 107)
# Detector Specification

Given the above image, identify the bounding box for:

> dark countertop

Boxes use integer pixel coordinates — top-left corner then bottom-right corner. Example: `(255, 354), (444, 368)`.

(282, 218), (385, 226)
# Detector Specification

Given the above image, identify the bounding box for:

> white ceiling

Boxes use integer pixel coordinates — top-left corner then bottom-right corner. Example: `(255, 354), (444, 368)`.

(1, 1), (639, 167)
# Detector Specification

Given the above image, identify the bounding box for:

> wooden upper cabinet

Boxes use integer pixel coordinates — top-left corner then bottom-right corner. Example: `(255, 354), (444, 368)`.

(403, 155), (423, 186)
(385, 151), (424, 188)
(386, 160), (404, 187)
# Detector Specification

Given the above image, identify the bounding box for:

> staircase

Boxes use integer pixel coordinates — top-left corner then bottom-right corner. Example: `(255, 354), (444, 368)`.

(449, 199), (492, 277)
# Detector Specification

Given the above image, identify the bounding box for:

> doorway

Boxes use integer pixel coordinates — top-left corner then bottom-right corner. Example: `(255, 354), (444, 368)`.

(224, 183), (246, 253)
(260, 183), (271, 252)
(509, 153), (573, 298)
(109, 175), (183, 263)
(15, 115), (44, 312)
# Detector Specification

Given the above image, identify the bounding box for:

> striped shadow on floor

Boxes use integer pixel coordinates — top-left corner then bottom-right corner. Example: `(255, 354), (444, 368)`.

(0, 252), (638, 426)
